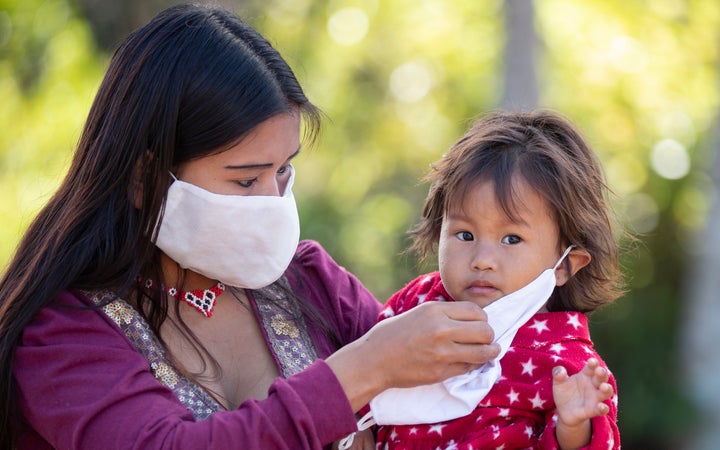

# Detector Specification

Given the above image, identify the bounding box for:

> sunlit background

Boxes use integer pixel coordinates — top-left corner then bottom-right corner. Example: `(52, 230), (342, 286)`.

(1, 0), (719, 448)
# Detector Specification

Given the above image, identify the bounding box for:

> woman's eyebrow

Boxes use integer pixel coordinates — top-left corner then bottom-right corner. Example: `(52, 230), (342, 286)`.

(224, 147), (301, 170)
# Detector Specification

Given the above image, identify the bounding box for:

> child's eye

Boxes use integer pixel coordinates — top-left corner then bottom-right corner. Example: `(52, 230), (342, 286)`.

(455, 231), (474, 242)
(235, 178), (257, 188)
(277, 164), (291, 175)
(501, 234), (522, 245)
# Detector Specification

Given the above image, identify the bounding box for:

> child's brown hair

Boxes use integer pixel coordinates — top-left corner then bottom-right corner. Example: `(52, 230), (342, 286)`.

(410, 110), (624, 312)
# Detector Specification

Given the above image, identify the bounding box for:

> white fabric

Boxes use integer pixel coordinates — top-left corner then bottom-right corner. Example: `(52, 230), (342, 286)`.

(154, 167), (299, 289)
(367, 246), (574, 426)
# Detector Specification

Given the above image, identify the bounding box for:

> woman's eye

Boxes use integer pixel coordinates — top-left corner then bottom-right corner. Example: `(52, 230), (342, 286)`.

(455, 231), (474, 242)
(277, 164), (291, 175)
(236, 178), (257, 188)
(501, 234), (522, 245)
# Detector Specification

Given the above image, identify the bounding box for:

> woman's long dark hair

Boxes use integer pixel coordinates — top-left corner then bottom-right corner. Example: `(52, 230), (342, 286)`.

(0, 4), (320, 447)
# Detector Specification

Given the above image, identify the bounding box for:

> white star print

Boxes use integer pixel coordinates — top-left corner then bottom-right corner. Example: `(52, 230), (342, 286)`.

(427, 424), (445, 435)
(549, 343), (566, 354)
(567, 314), (582, 329)
(524, 425), (534, 438)
(529, 392), (546, 409)
(409, 427), (418, 435)
(417, 293), (428, 304)
(529, 319), (549, 334)
(521, 358), (537, 376)
(381, 308), (395, 318)
(607, 437), (614, 450)
(498, 408), (510, 417)
(507, 389), (520, 404)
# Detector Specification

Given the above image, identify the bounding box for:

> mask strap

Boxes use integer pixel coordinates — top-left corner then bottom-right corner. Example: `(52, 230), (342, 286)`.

(338, 410), (376, 450)
(168, 171), (178, 182)
(553, 245), (575, 270)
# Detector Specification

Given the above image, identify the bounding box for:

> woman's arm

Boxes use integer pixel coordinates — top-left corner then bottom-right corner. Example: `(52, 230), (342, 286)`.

(15, 291), (357, 449)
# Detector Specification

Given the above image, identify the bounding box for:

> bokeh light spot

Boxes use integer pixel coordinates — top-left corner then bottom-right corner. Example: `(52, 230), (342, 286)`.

(327, 7), (369, 46)
(389, 61), (433, 103)
(651, 138), (690, 180)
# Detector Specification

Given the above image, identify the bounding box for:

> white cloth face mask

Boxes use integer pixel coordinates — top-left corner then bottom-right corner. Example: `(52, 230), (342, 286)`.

(154, 166), (300, 289)
(363, 246), (575, 427)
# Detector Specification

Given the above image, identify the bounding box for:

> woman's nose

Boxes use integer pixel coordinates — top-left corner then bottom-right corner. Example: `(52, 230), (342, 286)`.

(256, 183), (281, 196)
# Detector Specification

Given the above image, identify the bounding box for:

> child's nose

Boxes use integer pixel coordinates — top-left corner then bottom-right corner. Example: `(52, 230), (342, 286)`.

(470, 244), (496, 271)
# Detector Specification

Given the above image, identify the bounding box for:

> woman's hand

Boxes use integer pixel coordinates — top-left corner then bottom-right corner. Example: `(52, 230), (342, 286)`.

(326, 301), (500, 411)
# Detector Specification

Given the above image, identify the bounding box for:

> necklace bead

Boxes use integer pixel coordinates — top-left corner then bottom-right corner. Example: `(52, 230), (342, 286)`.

(141, 278), (225, 317)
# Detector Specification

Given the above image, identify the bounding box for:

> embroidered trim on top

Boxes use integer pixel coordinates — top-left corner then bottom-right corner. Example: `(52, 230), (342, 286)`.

(84, 290), (221, 420)
(249, 278), (318, 378)
(83, 277), (320, 418)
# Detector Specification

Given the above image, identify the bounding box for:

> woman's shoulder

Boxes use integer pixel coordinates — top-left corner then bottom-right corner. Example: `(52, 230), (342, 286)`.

(289, 239), (354, 283)
(293, 239), (334, 264)
(20, 289), (129, 348)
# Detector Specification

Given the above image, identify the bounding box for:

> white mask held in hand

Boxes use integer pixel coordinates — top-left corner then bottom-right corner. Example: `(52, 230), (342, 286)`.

(341, 245), (575, 449)
(154, 166), (300, 289)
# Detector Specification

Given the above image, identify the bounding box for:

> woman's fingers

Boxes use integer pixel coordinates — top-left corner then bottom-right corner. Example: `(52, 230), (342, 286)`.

(326, 300), (500, 411)
(372, 302), (499, 384)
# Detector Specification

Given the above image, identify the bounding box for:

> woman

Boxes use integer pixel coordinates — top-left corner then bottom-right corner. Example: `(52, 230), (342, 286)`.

(0, 4), (498, 450)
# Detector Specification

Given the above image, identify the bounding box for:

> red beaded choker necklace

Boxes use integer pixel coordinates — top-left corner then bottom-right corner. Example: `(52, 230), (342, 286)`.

(141, 278), (225, 317)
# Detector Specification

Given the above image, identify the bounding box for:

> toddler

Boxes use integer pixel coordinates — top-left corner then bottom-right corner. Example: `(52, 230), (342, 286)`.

(375, 110), (622, 449)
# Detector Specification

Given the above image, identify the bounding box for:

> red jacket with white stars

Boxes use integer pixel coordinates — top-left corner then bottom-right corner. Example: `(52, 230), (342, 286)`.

(375, 272), (620, 450)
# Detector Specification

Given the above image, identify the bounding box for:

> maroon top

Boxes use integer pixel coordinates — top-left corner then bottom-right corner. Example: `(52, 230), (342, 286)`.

(14, 240), (381, 449)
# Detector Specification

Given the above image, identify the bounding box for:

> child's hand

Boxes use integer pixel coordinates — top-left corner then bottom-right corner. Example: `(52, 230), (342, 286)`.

(552, 358), (613, 428)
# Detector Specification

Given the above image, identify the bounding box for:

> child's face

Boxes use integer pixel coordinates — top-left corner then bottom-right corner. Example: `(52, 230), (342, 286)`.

(438, 176), (563, 308)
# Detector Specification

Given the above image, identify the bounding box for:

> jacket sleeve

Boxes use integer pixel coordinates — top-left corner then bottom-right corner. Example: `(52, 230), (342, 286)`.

(15, 290), (358, 450)
(536, 341), (620, 450)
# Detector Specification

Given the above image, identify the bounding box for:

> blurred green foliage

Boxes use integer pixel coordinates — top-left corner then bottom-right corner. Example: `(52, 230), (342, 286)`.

(1, 0), (719, 448)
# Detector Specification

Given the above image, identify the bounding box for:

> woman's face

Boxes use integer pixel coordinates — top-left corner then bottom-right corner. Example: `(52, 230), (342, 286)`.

(175, 112), (301, 197)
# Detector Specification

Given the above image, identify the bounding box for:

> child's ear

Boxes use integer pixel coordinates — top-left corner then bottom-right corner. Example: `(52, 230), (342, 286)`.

(555, 248), (591, 286)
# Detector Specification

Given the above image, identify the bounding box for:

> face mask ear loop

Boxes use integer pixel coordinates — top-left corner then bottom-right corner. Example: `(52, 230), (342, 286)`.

(337, 411), (376, 450)
(553, 245), (576, 270)
(168, 171), (178, 182)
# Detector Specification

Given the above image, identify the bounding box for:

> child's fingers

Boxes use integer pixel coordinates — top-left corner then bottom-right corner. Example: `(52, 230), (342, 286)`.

(599, 381), (614, 400)
(596, 401), (610, 416)
(592, 365), (610, 387)
(552, 365), (569, 382)
(583, 357), (599, 374)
